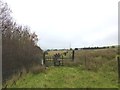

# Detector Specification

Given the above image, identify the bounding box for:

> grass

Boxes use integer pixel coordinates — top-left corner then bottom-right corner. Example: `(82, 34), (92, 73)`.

(73, 48), (117, 71)
(4, 47), (119, 88)
(46, 50), (72, 59)
(7, 65), (118, 88)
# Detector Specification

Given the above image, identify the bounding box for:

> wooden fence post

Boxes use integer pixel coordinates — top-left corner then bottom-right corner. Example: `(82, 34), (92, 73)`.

(72, 50), (74, 61)
(62, 55), (63, 66)
(43, 52), (46, 65)
(85, 56), (87, 70)
(118, 56), (120, 83)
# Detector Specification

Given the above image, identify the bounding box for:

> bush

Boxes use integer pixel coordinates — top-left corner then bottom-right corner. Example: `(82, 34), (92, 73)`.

(30, 65), (46, 74)
(1, 0), (43, 83)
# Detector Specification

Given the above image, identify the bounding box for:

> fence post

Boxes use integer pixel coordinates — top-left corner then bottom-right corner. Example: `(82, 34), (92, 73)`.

(85, 55), (87, 70)
(117, 56), (120, 83)
(43, 52), (46, 65)
(72, 50), (74, 61)
(62, 55), (63, 66)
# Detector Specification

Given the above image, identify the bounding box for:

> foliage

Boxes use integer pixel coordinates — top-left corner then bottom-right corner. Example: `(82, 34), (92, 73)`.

(0, 0), (43, 83)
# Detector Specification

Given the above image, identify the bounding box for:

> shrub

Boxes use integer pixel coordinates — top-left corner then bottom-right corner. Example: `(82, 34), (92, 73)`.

(30, 65), (46, 74)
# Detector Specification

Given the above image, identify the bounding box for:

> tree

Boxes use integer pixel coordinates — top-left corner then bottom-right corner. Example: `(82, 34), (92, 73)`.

(0, 0), (43, 83)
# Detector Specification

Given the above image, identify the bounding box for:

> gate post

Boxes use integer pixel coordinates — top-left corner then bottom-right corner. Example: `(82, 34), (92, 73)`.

(117, 56), (120, 83)
(43, 52), (46, 65)
(72, 50), (74, 61)
(62, 55), (63, 66)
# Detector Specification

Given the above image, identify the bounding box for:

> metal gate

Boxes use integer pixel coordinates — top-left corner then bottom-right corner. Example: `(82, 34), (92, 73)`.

(43, 50), (74, 66)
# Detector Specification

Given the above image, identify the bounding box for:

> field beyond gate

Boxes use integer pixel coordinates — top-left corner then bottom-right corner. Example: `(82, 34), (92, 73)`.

(44, 50), (73, 66)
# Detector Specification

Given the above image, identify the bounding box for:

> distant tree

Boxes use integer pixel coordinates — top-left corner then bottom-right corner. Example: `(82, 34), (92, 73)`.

(111, 46), (115, 48)
(47, 49), (50, 51)
(75, 48), (78, 50)
(54, 49), (57, 51)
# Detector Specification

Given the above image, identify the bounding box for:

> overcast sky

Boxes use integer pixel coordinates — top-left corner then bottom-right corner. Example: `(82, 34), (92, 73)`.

(4, 0), (118, 49)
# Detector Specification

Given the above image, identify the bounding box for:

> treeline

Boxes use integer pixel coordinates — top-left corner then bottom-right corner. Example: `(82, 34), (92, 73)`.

(74, 46), (116, 50)
(47, 46), (116, 51)
(81, 46), (109, 50)
(0, 1), (43, 82)
(47, 49), (70, 51)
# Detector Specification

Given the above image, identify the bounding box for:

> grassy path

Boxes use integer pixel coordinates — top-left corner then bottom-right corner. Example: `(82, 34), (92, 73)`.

(7, 66), (118, 88)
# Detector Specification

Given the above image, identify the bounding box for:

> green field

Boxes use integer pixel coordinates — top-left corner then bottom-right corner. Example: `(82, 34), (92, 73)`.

(7, 65), (118, 88)
(4, 47), (120, 88)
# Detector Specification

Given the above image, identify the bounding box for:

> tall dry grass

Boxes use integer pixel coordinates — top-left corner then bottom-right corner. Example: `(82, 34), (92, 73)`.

(66, 48), (118, 71)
